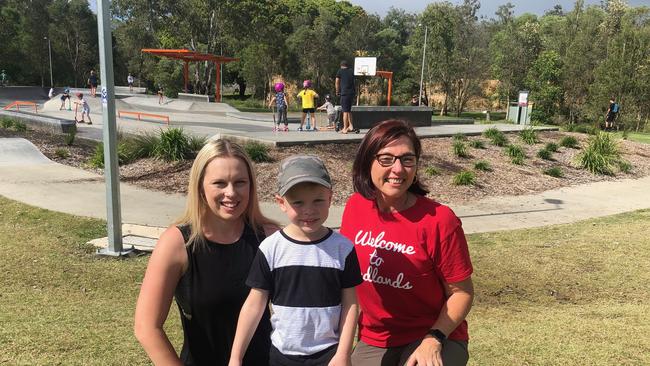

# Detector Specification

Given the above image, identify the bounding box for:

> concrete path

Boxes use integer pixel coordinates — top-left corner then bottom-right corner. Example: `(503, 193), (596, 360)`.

(2, 138), (650, 251)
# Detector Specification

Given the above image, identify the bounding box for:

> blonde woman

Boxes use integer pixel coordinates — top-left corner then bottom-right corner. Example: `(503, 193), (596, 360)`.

(135, 139), (278, 365)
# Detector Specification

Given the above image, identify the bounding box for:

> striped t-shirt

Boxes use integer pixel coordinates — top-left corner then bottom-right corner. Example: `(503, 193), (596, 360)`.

(246, 228), (362, 356)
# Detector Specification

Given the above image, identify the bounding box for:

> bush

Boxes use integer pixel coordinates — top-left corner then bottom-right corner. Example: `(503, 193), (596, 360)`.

(469, 139), (485, 149)
(88, 144), (105, 168)
(1, 117), (14, 129)
(519, 128), (538, 144)
(453, 133), (467, 142)
(511, 156), (525, 165)
(453, 170), (476, 186)
(244, 141), (272, 163)
(130, 132), (160, 159)
(577, 132), (621, 175)
(423, 166), (440, 177)
(544, 167), (564, 178)
(64, 130), (76, 146)
(188, 135), (208, 153)
(154, 128), (191, 162)
(452, 141), (469, 158)
(54, 148), (70, 159)
(473, 160), (491, 171)
(618, 160), (633, 173)
(559, 136), (579, 149)
(545, 142), (559, 152)
(13, 121), (27, 132)
(482, 127), (501, 139)
(505, 144), (526, 159)
(537, 148), (553, 160)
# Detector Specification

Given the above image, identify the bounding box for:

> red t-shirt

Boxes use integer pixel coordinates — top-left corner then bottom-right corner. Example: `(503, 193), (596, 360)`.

(340, 193), (473, 347)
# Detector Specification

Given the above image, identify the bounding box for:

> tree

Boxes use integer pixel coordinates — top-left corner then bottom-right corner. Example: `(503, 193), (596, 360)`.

(526, 50), (563, 123)
(48, 0), (98, 87)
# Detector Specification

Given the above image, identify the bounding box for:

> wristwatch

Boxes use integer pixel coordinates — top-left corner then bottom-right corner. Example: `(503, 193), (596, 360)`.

(426, 329), (447, 343)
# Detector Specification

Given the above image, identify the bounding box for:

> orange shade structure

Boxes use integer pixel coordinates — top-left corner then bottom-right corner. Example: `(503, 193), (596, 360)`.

(375, 70), (393, 106)
(141, 49), (238, 102)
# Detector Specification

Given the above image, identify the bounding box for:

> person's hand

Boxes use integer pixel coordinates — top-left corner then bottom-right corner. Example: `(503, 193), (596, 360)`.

(405, 337), (443, 366)
(327, 352), (351, 366)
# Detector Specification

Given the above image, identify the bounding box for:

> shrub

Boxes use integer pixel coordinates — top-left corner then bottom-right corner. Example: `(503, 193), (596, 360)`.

(188, 135), (208, 153)
(617, 160), (633, 173)
(505, 144), (525, 159)
(490, 133), (509, 147)
(519, 128), (538, 144)
(64, 130), (76, 146)
(154, 128), (190, 161)
(116, 140), (140, 165)
(545, 142), (559, 152)
(244, 141), (272, 163)
(577, 132), (621, 175)
(13, 121), (27, 132)
(511, 156), (525, 165)
(559, 136), (579, 149)
(537, 148), (553, 160)
(1, 117), (14, 129)
(469, 139), (485, 149)
(473, 160), (491, 171)
(131, 132), (160, 159)
(482, 127), (501, 139)
(54, 148), (70, 159)
(423, 166), (440, 177)
(453, 133), (467, 142)
(453, 170), (476, 186)
(88, 144), (105, 168)
(452, 141), (469, 158)
(544, 167), (564, 178)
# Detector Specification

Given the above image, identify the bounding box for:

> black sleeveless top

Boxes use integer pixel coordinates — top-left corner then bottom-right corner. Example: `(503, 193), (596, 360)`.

(175, 224), (272, 366)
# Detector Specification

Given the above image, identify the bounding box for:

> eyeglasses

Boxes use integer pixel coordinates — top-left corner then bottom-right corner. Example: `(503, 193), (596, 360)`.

(375, 153), (417, 167)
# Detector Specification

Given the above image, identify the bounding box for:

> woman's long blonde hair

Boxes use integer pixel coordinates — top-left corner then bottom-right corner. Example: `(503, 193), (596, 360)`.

(174, 138), (277, 248)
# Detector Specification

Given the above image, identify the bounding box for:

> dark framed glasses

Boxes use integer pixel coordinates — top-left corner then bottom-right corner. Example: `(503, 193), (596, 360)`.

(375, 153), (418, 167)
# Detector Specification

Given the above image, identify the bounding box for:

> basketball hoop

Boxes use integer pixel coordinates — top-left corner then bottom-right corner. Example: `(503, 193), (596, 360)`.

(354, 57), (377, 76)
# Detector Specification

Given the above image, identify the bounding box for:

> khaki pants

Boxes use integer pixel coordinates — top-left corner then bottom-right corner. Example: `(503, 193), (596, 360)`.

(351, 339), (468, 366)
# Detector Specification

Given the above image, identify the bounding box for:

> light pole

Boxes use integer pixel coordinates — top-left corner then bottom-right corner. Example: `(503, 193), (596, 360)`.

(418, 25), (428, 107)
(44, 36), (53, 87)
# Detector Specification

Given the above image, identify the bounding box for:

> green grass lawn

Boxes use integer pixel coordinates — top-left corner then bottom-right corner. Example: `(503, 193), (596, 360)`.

(1, 196), (649, 365)
(616, 131), (650, 144)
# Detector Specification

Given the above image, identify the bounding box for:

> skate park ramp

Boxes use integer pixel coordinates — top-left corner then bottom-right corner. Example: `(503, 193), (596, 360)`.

(0, 138), (52, 166)
(0, 86), (50, 108)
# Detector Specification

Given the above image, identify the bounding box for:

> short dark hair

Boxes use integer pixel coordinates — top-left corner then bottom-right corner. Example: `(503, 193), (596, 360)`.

(340, 60), (348, 67)
(352, 120), (429, 199)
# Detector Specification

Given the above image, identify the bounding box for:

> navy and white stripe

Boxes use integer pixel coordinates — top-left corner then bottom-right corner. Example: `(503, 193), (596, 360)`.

(247, 229), (362, 356)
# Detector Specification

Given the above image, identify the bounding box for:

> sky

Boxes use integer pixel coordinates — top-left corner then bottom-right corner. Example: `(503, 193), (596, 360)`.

(346, 0), (650, 18)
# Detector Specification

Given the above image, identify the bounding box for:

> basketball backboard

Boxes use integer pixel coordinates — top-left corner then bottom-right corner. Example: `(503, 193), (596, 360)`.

(354, 57), (377, 76)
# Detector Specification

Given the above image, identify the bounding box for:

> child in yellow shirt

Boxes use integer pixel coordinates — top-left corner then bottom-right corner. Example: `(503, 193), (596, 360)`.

(297, 80), (318, 131)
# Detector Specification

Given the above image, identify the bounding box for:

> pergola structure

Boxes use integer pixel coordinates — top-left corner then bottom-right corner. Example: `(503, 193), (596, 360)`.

(141, 48), (238, 102)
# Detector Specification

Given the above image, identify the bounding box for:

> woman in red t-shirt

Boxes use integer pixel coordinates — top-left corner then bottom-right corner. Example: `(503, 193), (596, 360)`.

(340, 120), (474, 366)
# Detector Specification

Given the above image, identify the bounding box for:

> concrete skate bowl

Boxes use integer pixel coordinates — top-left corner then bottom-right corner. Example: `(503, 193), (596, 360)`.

(0, 138), (52, 166)
(0, 86), (54, 108)
(40, 92), (238, 116)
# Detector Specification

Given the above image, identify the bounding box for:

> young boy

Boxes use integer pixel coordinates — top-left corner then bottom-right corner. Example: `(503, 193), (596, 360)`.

(229, 155), (362, 366)
(317, 94), (337, 129)
(75, 93), (92, 124)
(297, 80), (318, 131)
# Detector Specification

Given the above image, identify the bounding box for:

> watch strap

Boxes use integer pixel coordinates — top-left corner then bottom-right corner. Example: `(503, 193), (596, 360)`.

(427, 329), (447, 343)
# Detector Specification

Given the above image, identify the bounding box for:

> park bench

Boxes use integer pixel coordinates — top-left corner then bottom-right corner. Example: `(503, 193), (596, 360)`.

(3, 101), (38, 113)
(118, 110), (169, 125)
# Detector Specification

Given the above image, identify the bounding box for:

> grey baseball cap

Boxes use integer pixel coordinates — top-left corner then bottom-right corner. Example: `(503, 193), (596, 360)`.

(278, 155), (332, 196)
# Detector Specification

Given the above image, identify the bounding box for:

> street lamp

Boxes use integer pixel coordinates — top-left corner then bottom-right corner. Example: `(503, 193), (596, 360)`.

(44, 36), (53, 87)
(418, 25), (428, 107)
